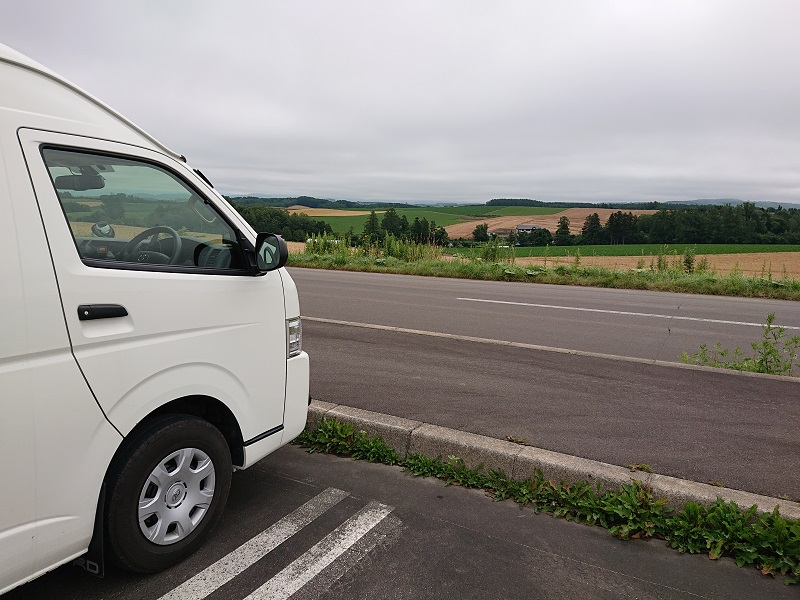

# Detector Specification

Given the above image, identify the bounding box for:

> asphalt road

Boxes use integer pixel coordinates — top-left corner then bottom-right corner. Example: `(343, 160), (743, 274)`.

(290, 267), (800, 363)
(8, 446), (795, 599)
(290, 268), (800, 499)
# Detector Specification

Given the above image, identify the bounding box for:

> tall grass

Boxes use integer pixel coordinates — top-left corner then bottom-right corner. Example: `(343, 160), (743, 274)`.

(292, 236), (800, 300)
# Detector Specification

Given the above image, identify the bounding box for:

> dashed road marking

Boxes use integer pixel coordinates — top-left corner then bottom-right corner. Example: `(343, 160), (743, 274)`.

(159, 487), (349, 600)
(456, 297), (800, 330)
(244, 501), (394, 600)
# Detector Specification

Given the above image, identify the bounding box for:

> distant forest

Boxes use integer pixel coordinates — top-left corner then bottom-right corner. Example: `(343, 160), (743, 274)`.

(521, 203), (800, 246)
(227, 196), (418, 210)
(486, 198), (666, 210)
(226, 196), (800, 245)
(231, 204), (333, 242)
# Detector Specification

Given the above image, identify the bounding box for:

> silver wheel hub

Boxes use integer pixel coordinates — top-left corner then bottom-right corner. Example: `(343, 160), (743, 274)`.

(138, 447), (216, 545)
(166, 482), (188, 508)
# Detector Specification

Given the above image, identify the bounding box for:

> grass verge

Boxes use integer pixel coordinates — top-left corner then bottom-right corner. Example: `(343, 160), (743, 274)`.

(294, 418), (800, 585)
(288, 251), (800, 300)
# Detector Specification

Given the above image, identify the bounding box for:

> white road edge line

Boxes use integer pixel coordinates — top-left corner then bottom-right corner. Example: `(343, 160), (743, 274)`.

(456, 297), (800, 330)
(244, 501), (394, 600)
(301, 316), (800, 382)
(158, 487), (350, 600)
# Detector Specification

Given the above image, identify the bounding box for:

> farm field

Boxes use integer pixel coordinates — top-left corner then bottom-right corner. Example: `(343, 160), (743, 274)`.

(450, 243), (800, 277)
(286, 205), (493, 234)
(284, 203), (601, 236)
(456, 243), (800, 258)
(291, 238), (800, 278)
(284, 203), (665, 238)
(514, 252), (800, 278)
(443, 207), (657, 238)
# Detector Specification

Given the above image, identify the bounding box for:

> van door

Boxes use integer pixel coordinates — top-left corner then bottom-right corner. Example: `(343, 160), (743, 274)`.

(1, 135), (120, 593)
(0, 152), (37, 589)
(18, 130), (288, 453)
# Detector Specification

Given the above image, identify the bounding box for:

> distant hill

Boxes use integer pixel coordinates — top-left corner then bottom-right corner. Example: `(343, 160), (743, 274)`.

(486, 198), (665, 210)
(226, 196), (420, 210)
(227, 195), (799, 211)
(663, 199), (800, 209)
(487, 198), (800, 210)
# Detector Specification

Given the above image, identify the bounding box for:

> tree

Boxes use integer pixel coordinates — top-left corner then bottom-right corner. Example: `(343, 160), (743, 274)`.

(411, 217), (431, 243)
(580, 213), (602, 244)
(553, 216), (572, 245)
(529, 228), (553, 246)
(432, 226), (449, 246)
(604, 211), (637, 244)
(472, 223), (489, 242)
(380, 208), (403, 237)
(99, 194), (125, 221)
(363, 210), (382, 242)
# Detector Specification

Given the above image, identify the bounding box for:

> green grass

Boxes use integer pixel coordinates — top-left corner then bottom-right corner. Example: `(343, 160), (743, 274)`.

(295, 418), (800, 585)
(289, 248), (800, 300)
(300, 205), (569, 236)
(394, 208), (466, 225)
(427, 205), (505, 216)
(681, 314), (800, 376)
(319, 208), (474, 235)
(454, 244), (800, 259)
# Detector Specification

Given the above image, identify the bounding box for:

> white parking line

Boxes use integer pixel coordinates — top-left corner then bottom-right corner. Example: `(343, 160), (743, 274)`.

(456, 297), (800, 330)
(244, 501), (395, 600)
(158, 487), (349, 600)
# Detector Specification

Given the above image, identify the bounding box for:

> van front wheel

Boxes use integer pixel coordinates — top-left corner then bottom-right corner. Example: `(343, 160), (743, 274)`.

(104, 415), (232, 573)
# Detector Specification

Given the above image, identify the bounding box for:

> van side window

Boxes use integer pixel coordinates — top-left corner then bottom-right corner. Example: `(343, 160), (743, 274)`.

(41, 148), (246, 272)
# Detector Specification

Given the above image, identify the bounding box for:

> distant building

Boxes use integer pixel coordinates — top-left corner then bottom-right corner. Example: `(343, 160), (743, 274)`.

(515, 224), (541, 233)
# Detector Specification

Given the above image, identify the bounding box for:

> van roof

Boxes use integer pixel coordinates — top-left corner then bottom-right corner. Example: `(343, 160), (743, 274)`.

(0, 43), (184, 162)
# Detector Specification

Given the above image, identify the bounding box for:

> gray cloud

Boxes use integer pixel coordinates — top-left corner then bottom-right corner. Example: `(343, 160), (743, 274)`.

(2, 1), (799, 203)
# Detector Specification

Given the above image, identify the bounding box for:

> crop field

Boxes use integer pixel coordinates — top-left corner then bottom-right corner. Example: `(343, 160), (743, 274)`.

(442, 207), (658, 239)
(455, 243), (800, 258)
(290, 206), (485, 235)
(424, 205), (563, 217)
(427, 205), (503, 216)
(286, 203), (572, 235)
(487, 206), (566, 216)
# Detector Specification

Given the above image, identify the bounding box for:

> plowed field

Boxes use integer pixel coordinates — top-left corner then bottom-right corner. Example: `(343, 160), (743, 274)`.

(444, 208), (657, 238)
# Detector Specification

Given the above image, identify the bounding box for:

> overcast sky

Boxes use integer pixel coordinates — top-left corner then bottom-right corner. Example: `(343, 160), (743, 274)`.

(2, 1), (799, 204)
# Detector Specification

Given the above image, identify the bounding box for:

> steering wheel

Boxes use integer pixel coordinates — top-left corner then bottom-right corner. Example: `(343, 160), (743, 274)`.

(120, 226), (183, 265)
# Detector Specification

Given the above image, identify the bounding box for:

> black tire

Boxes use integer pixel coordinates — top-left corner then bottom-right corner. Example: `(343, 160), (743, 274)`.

(104, 415), (232, 573)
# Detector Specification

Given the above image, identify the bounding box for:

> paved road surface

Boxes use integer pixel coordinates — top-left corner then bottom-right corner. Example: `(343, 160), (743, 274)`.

(7, 446), (795, 599)
(291, 268), (800, 499)
(290, 267), (800, 363)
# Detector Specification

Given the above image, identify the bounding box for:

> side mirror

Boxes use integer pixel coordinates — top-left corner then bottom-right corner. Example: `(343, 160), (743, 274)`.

(255, 233), (288, 272)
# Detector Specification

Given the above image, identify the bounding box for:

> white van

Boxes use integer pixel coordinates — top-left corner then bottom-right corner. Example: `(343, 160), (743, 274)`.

(0, 44), (310, 594)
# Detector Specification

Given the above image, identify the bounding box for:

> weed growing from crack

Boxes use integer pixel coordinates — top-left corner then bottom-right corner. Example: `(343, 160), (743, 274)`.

(681, 313), (800, 376)
(295, 417), (800, 584)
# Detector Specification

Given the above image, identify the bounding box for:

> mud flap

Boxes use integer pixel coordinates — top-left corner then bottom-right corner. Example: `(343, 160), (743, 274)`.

(73, 483), (105, 578)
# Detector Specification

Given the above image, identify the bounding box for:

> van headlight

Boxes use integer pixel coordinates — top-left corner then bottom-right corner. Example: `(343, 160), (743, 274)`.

(287, 317), (302, 358)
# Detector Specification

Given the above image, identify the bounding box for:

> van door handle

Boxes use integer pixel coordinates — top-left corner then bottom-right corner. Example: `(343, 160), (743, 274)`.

(78, 304), (129, 321)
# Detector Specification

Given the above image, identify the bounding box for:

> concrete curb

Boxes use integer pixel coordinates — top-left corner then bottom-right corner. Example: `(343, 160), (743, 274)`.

(308, 400), (800, 519)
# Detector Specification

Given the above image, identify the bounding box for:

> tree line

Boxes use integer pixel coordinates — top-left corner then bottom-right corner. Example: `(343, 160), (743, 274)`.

(228, 195), (418, 211)
(362, 208), (450, 245)
(233, 205), (333, 242)
(477, 203), (800, 246)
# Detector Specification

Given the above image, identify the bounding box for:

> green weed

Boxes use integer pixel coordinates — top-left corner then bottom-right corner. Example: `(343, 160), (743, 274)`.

(681, 314), (800, 376)
(288, 250), (800, 301)
(294, 418), (800, 584)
